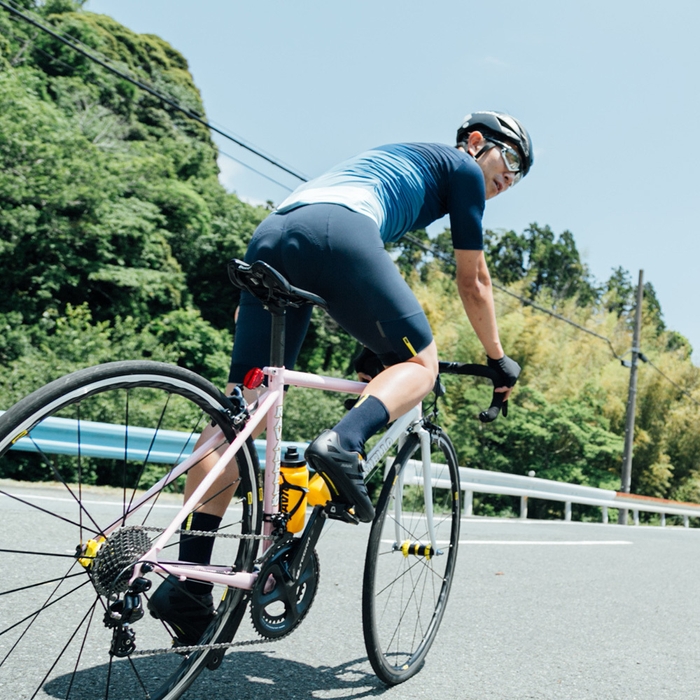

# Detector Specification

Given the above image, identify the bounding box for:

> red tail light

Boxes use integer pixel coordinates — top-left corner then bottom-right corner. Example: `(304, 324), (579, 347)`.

(243, 368), (265, 389)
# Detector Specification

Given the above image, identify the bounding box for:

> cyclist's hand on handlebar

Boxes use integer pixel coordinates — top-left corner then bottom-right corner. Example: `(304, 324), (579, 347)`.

(486, 354), (521, 400)
(353, 346), (385, 382)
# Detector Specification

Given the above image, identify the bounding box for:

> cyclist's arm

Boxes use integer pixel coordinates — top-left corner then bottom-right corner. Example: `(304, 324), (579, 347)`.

(454, 249), (512, 393)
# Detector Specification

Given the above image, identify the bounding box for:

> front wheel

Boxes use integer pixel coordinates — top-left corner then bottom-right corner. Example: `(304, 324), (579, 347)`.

(362, 428), (461, 685)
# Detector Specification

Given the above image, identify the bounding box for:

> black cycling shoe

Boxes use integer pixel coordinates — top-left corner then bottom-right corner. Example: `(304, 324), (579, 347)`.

(305, 430), (374, 523)
(147, 574), (216, 647)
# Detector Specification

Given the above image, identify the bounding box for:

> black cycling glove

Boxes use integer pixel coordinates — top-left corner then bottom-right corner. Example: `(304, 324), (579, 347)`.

(352, 346), (385, 379)
(487, 354), (521, 388)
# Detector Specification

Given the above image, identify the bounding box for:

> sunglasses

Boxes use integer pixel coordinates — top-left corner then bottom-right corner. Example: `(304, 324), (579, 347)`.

(490, 140), (522, 184)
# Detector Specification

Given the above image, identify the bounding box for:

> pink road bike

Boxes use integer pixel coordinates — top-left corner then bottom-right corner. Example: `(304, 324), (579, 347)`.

(0, 259), (504, 699)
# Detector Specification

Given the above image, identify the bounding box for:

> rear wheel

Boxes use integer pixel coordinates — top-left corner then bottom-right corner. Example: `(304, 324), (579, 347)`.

(362, 428), (461, 684)
(0, 361), (262, 700)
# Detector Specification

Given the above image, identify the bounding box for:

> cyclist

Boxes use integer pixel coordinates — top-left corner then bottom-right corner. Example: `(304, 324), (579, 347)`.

(149, 110), (531, 645)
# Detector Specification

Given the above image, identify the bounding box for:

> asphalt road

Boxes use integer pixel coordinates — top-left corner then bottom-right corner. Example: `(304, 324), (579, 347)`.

(3, 484), (700, 700)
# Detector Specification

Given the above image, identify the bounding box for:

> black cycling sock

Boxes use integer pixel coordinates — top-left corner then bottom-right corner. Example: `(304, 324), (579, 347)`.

(179, 511), (221, 595)
(332, 395), (389, 456)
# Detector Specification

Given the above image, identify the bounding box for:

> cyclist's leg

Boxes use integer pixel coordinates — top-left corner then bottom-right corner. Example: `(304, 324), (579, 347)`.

(360, 340), (438, 420)
(304, 206), (437, 399)
(170, 214), (316, 590)
(279, 204), (438, 519)
(182, 204), (318, 516)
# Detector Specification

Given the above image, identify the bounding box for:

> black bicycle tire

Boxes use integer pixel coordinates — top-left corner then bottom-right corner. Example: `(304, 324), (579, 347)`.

(0, 360), (262, 700)
(362, 428), (461, 685)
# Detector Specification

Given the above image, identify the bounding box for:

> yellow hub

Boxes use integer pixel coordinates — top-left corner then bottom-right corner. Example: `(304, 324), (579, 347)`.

(399, 540), (432, 559)
(77, 536), (105, 569)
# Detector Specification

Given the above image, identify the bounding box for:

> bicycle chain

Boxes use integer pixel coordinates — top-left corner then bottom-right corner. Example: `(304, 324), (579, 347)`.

(118, 526), (278, 658)
(139, 526), (274, 541)
(129, 635), (273, 658)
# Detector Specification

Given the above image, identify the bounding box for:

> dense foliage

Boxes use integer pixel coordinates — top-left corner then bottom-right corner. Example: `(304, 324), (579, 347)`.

(2, 1), (699, 515)
(0, 0), (268, 396)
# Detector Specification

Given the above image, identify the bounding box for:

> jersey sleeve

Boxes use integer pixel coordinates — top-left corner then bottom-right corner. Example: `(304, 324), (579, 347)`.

(446, 162), (486, 250)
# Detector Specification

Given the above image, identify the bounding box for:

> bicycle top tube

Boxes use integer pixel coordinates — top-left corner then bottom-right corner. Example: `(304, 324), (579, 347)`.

(264, 366), (367, 395)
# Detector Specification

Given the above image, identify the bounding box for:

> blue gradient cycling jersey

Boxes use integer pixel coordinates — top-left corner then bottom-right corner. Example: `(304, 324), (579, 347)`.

(276, 143), (486, 250)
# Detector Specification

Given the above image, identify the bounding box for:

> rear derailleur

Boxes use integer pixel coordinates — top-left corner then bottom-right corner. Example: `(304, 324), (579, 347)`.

(103, 576), (152, 657)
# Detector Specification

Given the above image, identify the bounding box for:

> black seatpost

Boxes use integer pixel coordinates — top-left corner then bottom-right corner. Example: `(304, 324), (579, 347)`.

(269, 305), (286, 368)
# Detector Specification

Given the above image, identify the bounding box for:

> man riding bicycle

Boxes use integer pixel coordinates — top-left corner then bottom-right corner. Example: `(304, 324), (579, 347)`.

(149, 110), (533, 645)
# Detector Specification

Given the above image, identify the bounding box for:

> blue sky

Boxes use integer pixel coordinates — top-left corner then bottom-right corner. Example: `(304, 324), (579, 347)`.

(84, 0), (700, 362)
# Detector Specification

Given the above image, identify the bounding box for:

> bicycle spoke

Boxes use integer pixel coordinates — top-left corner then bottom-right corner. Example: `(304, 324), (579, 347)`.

(0, 490), (101, 537)
(0, 547), (82, 559)
(136, 435), (228, 527)
(105, 656), (114, 700)
(32, 598), (98, 700)
(0, 577), (92, 641)
(363, 431), (460, 684)
(372, 555), (425, 598)
(127, 392), (187, 517)
(19, 437), (104, 536)
(0, 571), (85, 597)
(126, 653), (152, 699)
(65, 601), (98, 699)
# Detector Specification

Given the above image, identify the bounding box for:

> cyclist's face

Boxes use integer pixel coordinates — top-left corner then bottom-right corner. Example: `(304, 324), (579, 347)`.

(465, 132), (518, 200)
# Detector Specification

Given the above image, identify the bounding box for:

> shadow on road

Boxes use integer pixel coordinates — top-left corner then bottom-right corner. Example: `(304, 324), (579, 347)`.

(44, 649), (388, 699)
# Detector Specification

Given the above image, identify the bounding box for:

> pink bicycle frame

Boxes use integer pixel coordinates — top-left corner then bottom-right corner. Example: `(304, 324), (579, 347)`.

(126, 366), (379, 589)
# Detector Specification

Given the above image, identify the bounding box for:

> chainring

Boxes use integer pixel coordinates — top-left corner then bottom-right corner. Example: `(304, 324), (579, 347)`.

(249, 539), (320, 639)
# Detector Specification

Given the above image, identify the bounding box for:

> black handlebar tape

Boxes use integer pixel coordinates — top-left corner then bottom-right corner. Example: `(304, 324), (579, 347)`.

(479, 391), (506, 423)
(437, 362), (508, 423)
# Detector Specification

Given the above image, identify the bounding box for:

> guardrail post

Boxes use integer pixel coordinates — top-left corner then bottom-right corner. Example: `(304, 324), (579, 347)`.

(684, 515), (689, 528)
(602, 506), (608, 524)
(464, 490), (473, 517)
(520, 496), (528, 519)
(633, 509), (639, 526)
(660, 513), (666, 527)
(564, 501), (572, 521)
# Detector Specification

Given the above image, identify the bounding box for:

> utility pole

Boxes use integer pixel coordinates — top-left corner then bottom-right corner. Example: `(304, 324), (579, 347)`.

(619, 269), (644, 525)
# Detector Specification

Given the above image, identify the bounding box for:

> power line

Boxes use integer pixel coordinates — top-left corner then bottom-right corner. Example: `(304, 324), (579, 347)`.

(645, 360), (700, 408)
(0, 0), (308, 184)
(403, 233), (623, 360)
(12, 2), (299, 191)
(218, 149), (294, 194)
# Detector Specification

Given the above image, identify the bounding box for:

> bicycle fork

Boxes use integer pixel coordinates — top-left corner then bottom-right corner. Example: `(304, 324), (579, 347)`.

(392, 424), (443, 558)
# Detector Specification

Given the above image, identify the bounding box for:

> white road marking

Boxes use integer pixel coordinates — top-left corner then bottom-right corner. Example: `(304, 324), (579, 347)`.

(4, 492), (181, 508)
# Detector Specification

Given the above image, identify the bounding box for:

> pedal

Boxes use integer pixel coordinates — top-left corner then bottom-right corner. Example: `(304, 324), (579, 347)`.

(325, 502), (360, 524)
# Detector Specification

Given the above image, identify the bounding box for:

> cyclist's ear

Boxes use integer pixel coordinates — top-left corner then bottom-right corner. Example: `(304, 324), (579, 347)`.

(465, 130), (486, 156)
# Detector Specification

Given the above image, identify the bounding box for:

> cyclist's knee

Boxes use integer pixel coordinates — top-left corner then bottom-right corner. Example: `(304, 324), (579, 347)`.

(407, 341), (439, 378)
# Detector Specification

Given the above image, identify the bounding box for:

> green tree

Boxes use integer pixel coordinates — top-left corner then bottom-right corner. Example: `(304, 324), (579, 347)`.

(485, 223), (598, 305)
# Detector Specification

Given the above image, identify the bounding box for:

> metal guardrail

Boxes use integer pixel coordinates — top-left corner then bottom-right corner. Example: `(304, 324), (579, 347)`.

(4, 414), (307, 471)
(6, 415), (699, 527)
(401, 459), (700, 527)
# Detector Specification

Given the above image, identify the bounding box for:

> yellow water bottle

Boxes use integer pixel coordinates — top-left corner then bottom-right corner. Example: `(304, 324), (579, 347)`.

(279, 446), (309, 533)
(307, 472), (331, 507)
